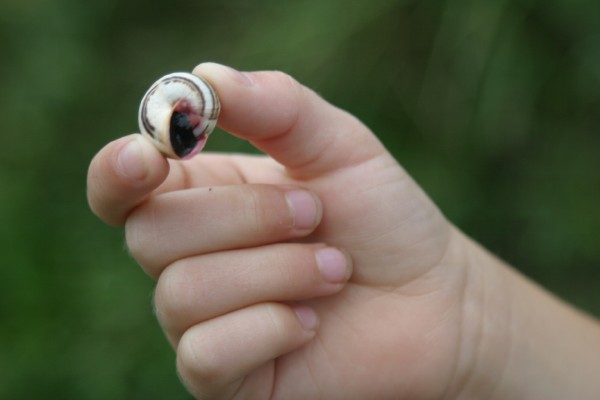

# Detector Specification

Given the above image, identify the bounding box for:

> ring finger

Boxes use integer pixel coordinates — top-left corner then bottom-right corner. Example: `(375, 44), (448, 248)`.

(154, 242), (352, 344)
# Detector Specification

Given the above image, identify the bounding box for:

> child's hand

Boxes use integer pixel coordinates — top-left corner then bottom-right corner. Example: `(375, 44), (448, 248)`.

(87, 64), (600, 399)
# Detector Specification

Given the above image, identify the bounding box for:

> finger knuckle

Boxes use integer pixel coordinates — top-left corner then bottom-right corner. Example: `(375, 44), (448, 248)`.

(153, 267), (186, 328)
(242, 185), (293, 236)
(178, 330), (228, 387)
(262, 302), (291, 337)
(124, 205), (161, 274)
(266, 71), (304, 133)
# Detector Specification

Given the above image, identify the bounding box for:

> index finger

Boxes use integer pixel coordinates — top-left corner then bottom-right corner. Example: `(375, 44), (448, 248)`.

(87, 133), (285, 226)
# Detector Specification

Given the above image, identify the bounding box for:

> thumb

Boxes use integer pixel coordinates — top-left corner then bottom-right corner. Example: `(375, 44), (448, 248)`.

(193, 63), (387, 179)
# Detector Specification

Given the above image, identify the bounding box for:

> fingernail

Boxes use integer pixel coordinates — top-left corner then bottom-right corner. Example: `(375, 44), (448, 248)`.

(293, 306), (319, 331)
(200, 62), (253, 86)
(285, 190), (321, 231)
(117, 136), (148, 180)
(316, 247), (351, 283)
(221, 64), (254, 86)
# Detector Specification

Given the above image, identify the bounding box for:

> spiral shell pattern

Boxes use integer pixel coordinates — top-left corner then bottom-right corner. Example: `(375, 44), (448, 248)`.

(138, 72), (220, 159)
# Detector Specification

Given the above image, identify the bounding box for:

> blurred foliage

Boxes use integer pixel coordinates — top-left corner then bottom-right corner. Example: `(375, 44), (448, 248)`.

(0, 0), (599, 398)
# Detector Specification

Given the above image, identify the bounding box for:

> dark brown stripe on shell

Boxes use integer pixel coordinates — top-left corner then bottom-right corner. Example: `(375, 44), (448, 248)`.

(141, 85), (158, 137)
(164, 75), (207, 116)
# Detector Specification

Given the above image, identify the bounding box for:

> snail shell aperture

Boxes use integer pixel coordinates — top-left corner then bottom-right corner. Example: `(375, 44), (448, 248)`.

(138, 72), (220, 159)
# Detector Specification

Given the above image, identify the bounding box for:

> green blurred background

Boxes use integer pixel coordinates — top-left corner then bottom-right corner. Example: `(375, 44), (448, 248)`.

(1, 0), (599, 398)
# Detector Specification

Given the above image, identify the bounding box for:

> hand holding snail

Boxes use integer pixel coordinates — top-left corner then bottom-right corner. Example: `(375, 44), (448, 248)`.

(138, 72), (220, 159)
(88, 63), (600, 400)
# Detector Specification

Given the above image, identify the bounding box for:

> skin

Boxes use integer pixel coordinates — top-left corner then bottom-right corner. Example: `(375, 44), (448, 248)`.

(87, 63), (600, 399)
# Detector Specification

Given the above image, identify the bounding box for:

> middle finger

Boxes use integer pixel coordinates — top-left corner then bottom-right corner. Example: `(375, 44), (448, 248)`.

(125, 184), (322, 276)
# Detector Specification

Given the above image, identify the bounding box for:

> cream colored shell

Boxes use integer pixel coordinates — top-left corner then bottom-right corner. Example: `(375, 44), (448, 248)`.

(138, 72), (220, 159)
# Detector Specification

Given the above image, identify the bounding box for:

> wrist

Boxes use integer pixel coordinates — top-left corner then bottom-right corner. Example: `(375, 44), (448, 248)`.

(442, 230), (514, 399)
(453, 231), (600, 399)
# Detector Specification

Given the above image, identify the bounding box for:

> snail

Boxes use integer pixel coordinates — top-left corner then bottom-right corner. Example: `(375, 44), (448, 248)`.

(138, 72), (220, 159)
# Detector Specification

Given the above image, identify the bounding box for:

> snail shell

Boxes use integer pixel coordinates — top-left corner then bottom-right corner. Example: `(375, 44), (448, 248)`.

(138, 72), (220, 159)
